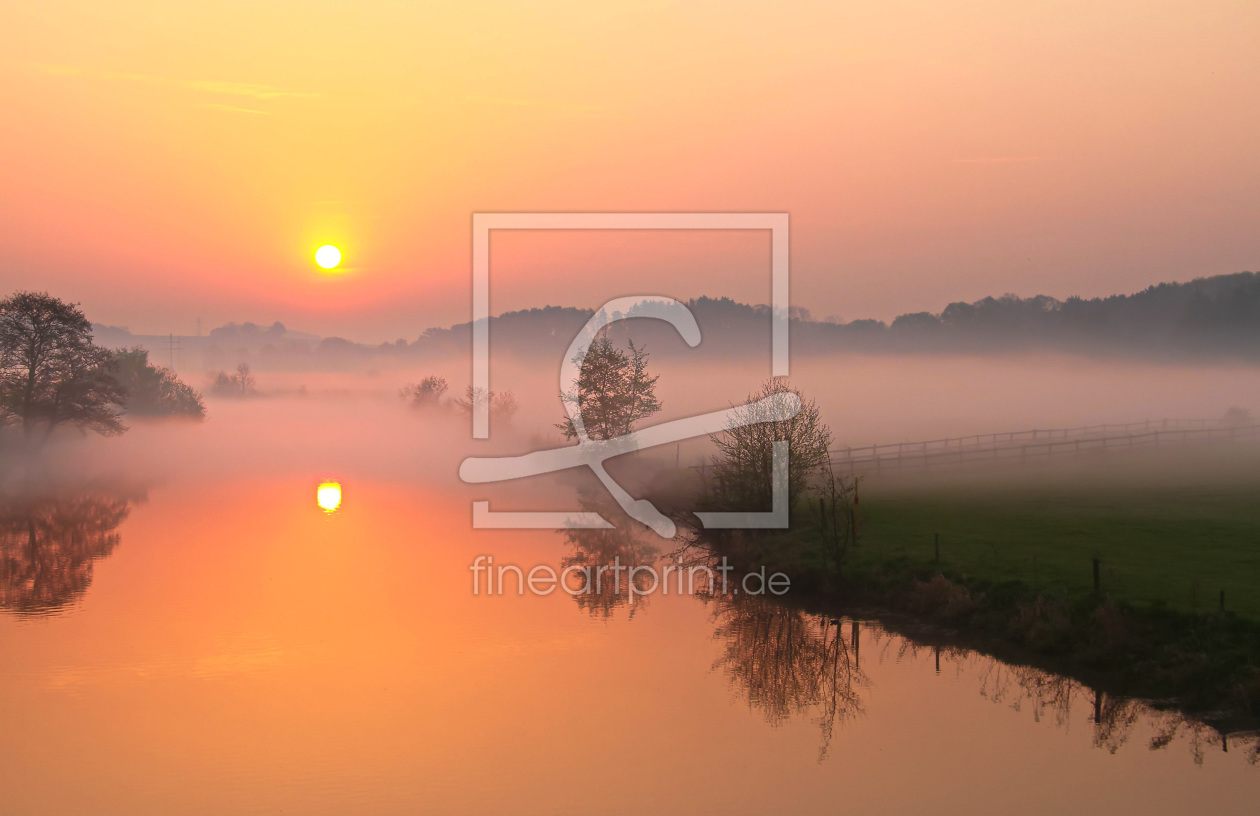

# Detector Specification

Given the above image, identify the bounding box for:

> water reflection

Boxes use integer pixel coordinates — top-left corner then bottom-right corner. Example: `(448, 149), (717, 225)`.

(560, 489), (661, 618)
(0, 482), (145, 617)
(558, 526), (1258, 768)
(967, 653), (1260, 766)
(708, 593), (867, 761)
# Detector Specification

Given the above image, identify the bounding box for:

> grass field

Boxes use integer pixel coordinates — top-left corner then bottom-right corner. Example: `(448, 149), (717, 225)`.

(852, 445), (1260, 620)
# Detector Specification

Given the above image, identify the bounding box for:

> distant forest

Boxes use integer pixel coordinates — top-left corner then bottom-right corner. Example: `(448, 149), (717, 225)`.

(94, 271), (1260, 368)
(409, 271), (1260, 362)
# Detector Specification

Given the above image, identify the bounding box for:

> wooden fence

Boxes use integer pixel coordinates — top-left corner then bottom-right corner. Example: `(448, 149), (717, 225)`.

(830, 420), (1260, 473)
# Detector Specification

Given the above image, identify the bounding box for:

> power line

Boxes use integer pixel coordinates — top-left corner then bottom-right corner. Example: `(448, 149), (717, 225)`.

(165, 333), (180, 371)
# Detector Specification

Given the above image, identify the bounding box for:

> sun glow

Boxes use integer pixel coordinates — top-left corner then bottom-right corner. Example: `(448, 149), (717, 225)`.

(316, 482), (343, 513)
(315, 245), (342, 270)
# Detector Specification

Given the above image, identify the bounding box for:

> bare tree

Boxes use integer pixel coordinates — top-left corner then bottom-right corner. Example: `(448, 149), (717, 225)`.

(707, 378), (832, 513)
(399, 375), (449, 408)
(491, 390), (518, 423)
(454, 385), (518, 423)
(209, 363), (257, 397)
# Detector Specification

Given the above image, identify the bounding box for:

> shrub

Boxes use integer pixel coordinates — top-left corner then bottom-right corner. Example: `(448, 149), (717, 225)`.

(209, 363), (257, 397)
(454, 385), (518, 423)
(112, 347), (205, 419)
(400, 376), (449, 408)
(707, 378), (832, 513)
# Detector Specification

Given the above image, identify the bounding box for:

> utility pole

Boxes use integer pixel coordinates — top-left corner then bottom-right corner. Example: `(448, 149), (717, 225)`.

(853, 475), (861, 543)
(166, 333), (180, 370)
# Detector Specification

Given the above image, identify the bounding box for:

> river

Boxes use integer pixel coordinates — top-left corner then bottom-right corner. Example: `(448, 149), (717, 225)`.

(1, 395), (1256, 814)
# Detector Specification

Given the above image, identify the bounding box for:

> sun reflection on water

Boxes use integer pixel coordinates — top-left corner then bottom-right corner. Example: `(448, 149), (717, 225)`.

(316, 482), (343, 513)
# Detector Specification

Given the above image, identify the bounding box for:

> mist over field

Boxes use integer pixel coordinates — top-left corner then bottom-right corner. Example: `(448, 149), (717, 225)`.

(25, 346), (1257, 499)
(70, 269), (1260, 480)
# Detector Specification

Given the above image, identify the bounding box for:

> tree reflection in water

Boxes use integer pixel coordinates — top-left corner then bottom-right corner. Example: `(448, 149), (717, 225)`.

(950, 642), (1260, 766)
(709, 593), (868, 761)
(560, 489), (661, 619)
(559, 515), (1257, 767)
(0, 483), (144, 617)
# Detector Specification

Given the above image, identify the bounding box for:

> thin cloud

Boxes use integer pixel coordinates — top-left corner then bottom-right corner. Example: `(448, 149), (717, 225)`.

(464, 94), (606, 116)
(181, 79), (320, 100)
(29, 64), (319, 102)
(201, 103), (272, 115)
(108, 72), (320, 100)
(952, 156), (1044, 164)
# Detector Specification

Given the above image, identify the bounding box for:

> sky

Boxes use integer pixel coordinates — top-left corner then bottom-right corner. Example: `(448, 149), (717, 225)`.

(2, 0), (1258, 342)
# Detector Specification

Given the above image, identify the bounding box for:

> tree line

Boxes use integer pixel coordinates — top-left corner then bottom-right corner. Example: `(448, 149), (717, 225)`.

(398, 271), (1260, 363)
(99, 271), (1260, 373)
(0, 292), (205, 446)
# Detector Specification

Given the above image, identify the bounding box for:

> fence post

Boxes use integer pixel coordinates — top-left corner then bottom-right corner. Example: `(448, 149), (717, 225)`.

(934, 532), (940, 565)
(853, 476), (861, 543)
(1092, 558), (1101, 592)
(1220, 589), (1226, 613)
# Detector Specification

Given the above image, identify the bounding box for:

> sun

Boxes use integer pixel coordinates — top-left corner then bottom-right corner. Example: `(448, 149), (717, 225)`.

(316, 481), (343, 513)
(315, 245), (342, 270)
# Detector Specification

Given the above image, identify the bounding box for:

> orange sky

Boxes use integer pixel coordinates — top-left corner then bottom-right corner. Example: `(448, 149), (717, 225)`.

(2, 1), (1258, 342)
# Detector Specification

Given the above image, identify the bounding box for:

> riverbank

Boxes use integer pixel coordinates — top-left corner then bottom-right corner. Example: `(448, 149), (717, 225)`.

(697, 527), (1260, 729)
(674, 445), (1260, 728)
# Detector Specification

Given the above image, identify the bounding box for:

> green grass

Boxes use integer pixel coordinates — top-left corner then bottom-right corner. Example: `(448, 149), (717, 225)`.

(687, 446), (1260, 718)
(853, 447), (1260, 620)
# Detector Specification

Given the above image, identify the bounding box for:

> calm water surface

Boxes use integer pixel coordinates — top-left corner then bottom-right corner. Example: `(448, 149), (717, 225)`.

(1, 405), (1257, 814)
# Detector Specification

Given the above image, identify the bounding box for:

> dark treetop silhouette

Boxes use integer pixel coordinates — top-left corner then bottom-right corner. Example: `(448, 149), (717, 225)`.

(0, 292), (124, 441)
(112, 347), (206, 418)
